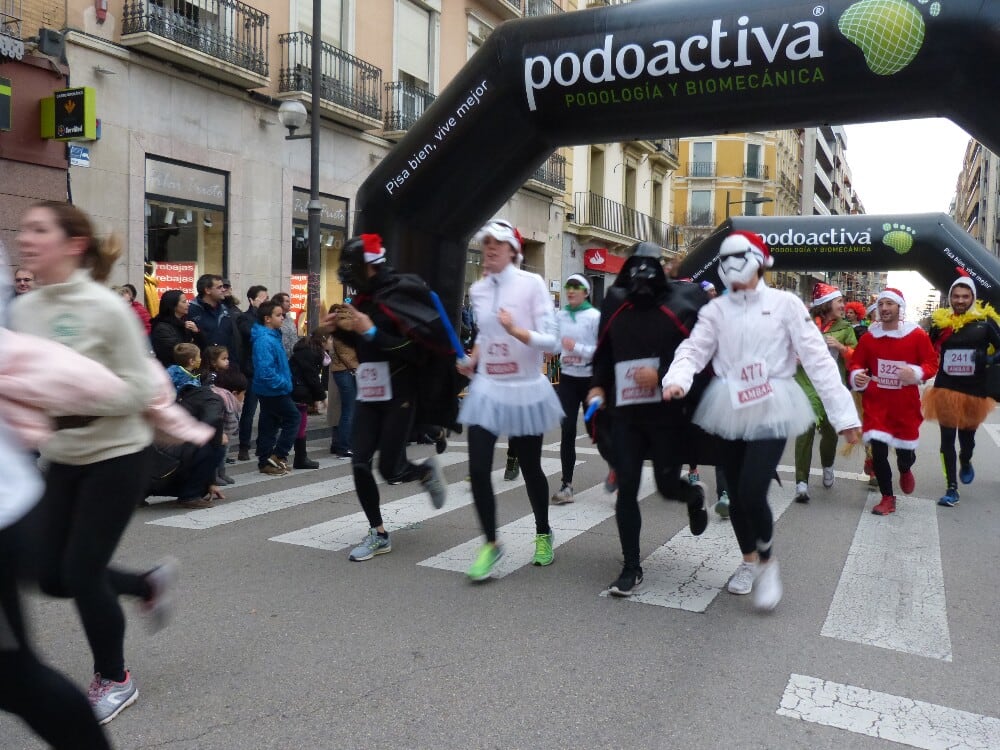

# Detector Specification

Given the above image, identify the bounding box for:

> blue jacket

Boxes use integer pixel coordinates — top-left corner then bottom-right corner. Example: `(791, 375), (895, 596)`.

(251, 324), (292, 396)
(166, 364), (200, 393)
(188, 297), (232, 349)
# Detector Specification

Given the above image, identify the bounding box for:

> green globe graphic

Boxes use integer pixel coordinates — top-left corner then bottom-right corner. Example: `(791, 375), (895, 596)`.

(882, 223), (916, 254)
(838, 0), (926, 75)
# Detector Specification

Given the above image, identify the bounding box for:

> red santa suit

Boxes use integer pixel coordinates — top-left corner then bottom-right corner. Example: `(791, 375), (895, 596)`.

(849, 321), (938, 449)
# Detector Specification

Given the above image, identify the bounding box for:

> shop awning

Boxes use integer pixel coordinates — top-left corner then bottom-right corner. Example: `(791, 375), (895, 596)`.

(583, 248), (625, 274)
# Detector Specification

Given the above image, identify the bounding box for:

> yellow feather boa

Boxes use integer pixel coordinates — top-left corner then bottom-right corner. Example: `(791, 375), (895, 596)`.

(931, 300), (1000, 333)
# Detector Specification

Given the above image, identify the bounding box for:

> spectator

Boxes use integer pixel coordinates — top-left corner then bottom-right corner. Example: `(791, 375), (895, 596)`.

(166, 342), (201, 393)
(290, 330), (329, 469)
(273, 292), (298, 357)
(326, 303), (358, 458)
(116, 283), (152, 334)
(202, 344), (245, 485)
(221, 278), (240, 313)
(188, 274), (231, 348)
(252, 300), (300, 475)
(13, 267), (35, 296)
(234, 285), (269, 461)
(149, 290), (197, 368)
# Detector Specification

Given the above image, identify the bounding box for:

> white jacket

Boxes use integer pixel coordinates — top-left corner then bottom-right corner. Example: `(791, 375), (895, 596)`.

(553, 305), (600, 378)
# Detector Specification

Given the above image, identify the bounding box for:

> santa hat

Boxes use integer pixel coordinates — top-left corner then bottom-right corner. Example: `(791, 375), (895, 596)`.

(360, 233), (386, 265)
(949, 269), (977, 301)
(718, 230), (774, 268)
(811, 282), (842, 307)
(876, 287), (906, 314)
(476, 220), (524, 265)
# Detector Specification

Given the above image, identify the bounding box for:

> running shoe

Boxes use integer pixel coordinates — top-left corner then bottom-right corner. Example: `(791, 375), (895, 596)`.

(899, 469), (915, 495)
(349, 529), (392, 561)
(938, 488), (960, 507)
(794, 481), (809, 504)
(752, 560), (782, 611)
(868, 474), (879, 489)
(89, 671), (138, 725)
(503, 457), (520, 481)
(959, 461), (975, 485)
(727, 561), (758, 595)
(435, 430), (448, 455)
(872, 495), (896, 515)
(714, 491), (730, 519)
(608, 566), (643, 597)
(686, 482), (708, 536)
(822, 466), (835, 488)
(420, 456), (447, 509)
(141, 556), (179, 633)
(532, 532), (554, 566)
(604, 469), (618, 494)
(551, 484), (574, 505)
(687, 469), (700, 485)
(468, 543), (503, 581)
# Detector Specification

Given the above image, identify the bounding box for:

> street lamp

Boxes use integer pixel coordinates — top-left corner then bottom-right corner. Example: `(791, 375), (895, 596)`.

(276, 0), (322, 333)
(725, 190), (774, 218)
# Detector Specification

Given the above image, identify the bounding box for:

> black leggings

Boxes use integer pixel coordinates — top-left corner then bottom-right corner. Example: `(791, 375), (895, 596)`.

(351, 398), (424, 529)
(0, 523), (112, 749)
(939, 426), (976, 488)
(719, 438), (786, 561)
(32, 450), (153, 682)
(557, 374), (591, 485)
(468, 426), (549, 543)
(869, 440), (916, 497)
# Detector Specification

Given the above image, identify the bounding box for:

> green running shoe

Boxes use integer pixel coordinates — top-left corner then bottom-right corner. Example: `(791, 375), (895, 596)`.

(468, 543), (503, 581)
(532, 532), (554, 566)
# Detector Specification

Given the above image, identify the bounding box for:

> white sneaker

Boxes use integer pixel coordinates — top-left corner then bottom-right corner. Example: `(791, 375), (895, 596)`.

(752, 560), (782, 611)
(551, 483), (574, 504)
(727, 561), (758, 595)
(822, 466), (835, 488)
(794, 481), (809, 504)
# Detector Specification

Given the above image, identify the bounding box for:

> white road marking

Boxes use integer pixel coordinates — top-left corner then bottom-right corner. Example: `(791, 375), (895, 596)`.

(269, 459), (563, 551)
(601, 481), (797, 611)
(418, 466), (646, 577)
(821, 492), (952, 661)
(147, 453), (468, 530)
(777, 673), (1000, 748)
(981, 423), (1000, 448)
(775, 464), (869, 482)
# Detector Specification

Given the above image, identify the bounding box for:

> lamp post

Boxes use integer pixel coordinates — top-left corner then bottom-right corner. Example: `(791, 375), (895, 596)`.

(277, 0), (322, 333)
(725, 190), (774, 219)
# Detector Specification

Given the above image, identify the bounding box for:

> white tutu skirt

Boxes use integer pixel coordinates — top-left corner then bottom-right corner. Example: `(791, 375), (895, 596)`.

(459, 373), (564, 437)
(693, 377), (815, 441)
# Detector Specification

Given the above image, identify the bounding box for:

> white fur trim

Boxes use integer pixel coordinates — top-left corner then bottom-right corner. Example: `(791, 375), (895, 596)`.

(862, 429), (919, 451)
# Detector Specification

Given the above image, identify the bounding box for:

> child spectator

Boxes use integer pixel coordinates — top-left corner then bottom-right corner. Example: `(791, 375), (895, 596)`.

(167, 343), (201, 393)
(289, 330), (329, 469)
(202, 345), (246, 485)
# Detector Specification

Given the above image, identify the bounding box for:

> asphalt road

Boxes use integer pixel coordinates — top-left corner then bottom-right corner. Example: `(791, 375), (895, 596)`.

(4, 416), (1000, 749)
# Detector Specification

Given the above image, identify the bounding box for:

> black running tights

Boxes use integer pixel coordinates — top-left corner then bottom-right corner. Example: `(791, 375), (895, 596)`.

(468, 426), (549, 543)
(939, 426), (975, 488)
(719, 438), (786, 561)
(557, 374), (591, 485)
(869, 440), (916, 497)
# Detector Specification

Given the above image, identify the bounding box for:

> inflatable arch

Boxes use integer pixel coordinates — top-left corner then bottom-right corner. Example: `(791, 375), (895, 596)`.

(355, 0), (1000, 314)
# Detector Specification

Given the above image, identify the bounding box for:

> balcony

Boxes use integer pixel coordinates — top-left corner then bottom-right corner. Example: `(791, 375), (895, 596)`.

(744, 162), (769, 180)
(686, 161), (716, 178)
(586, 0), (634, 6)
(524, 0), (563, 16)
(573, 192), (674, 246)
(483, 0), (524, 19)
(382, 81), (435, 140)
(1, 0), (23, 60)
(121, 0), (269, 89)
(278, 32), (381, 131)
(525, 153), (566, 196)
(683, 210), (716, 227)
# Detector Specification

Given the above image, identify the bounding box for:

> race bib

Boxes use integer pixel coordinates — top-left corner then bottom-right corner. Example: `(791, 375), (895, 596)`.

(562, 353), (584, 367)
(876, 358), (908, 390)
(728, 359), (774, 410)
(943, 348), (975, 376)
(483, 338), (520, 377)
(615, 357), (660, 405)
(357, 361), (392, 401)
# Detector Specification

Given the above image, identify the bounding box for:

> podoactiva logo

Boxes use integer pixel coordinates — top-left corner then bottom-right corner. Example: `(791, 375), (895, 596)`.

(837, 0), (939, 75)
(522, 13), (825, 111)
(762, 227), (874, 253)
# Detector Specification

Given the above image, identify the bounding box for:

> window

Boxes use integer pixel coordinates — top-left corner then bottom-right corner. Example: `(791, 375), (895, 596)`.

(691, 141), (713, 176)
(298, 0), (345, 48)
(744, 191), (762, 216)
(398, 0), (432, 89)
(746, 143), (764, 179)
(589, 147), (604, 196)
(291, 189), (350, 312)
(690, 190), (712, 224)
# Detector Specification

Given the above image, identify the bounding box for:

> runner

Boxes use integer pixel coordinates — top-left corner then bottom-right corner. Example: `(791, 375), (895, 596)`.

(662, 230), (861, 611)
(922, 275), (1000, 507)
(848, 288), (938, 516)
(551, 273), (600, 505)
(457, 220), (563, 581)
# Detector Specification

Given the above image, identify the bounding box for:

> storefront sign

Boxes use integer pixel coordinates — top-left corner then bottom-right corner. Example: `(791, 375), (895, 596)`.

(69, 144), (90, 167)
(0, 77), (10, 131)
(290, 273), (309, 315)
(292, 188), (348, 228)
(584, 248), (625, 274)
(146, 158), (227, 207)
(154, 262), (197, 297)
(40, 87), (98, 141)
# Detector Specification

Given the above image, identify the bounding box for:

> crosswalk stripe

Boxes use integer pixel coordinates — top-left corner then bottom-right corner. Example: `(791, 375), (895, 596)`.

(147, 453), (468, 530)
(418, 465), (645, 577)
(777, 673), (1000, 748)
(821, 492), (952, 661)
(600, 481), (797, 611)
(269, 458), (563, 551)
(982, 423), (1000, 447)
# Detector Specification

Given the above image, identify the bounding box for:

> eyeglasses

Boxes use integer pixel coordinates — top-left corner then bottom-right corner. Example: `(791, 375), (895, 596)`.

(564, 283), (586, 290)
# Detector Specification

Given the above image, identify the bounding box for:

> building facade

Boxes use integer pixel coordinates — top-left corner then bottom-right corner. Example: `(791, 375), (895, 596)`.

(953, 138), (1000, 257)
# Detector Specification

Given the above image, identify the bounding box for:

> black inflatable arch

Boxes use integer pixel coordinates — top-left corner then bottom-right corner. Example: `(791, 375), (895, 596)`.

(355, 0), (1000, 314)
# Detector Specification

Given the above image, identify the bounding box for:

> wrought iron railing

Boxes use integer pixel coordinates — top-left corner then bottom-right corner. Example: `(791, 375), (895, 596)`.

(531, 153), (566, 190)
(686, 161), (716, 177)
(383, 81), (435, 132)
(744, 162), (769, 179)
(278, 31), (382, 121)
(573, 192), (672, 245)
(524, 0), (563, 16)
(684, 211), (716, 226)
(122, 0), (269, 77)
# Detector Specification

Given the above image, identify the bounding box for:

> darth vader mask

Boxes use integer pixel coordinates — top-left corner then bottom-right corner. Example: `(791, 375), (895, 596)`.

(626, 258), (666, 306)
(338, 237), (370, 293)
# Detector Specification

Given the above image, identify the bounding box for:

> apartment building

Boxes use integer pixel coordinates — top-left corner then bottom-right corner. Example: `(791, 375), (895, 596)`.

(953, 138), (1000, 257)
(1, 0), (571, 316)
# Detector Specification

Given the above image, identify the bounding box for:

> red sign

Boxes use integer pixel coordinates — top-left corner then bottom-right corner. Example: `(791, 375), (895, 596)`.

(290, 274), (308, 323)
(583, 248), (625, 274)
(154, 262), (197, 298)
